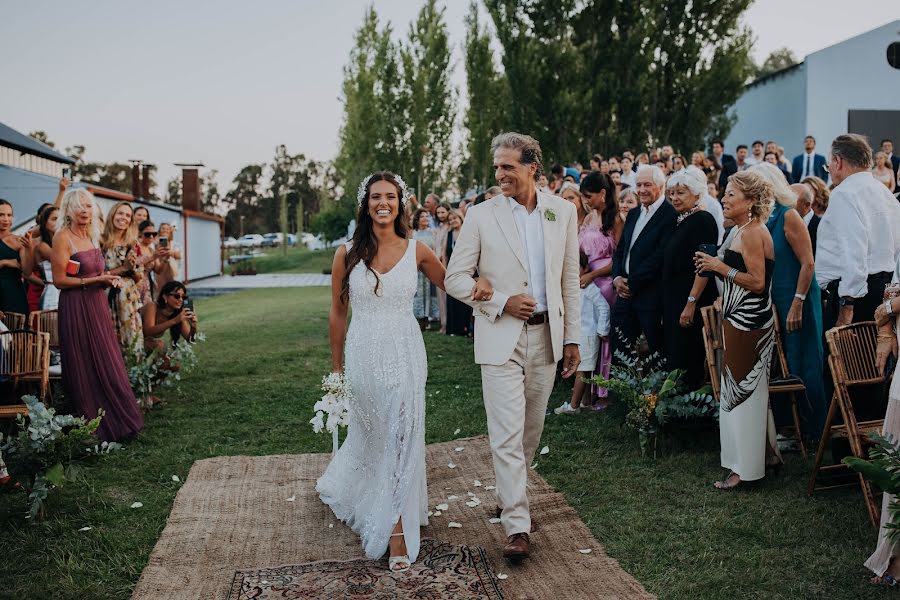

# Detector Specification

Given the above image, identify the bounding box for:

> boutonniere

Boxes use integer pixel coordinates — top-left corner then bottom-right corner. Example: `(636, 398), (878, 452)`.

(544, 208), (556, 222)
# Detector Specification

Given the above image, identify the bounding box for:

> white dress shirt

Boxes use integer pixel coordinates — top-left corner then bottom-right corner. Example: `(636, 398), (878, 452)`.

(816, 171), (900, 298)
(625, 195), (665, 275)
(581, 283), (610, 338)
(509, 197), (548, 313)
(803, 152), (815, 178)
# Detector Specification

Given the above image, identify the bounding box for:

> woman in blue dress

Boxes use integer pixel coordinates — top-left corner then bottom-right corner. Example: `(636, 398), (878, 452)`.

(752, 163), (826, 440)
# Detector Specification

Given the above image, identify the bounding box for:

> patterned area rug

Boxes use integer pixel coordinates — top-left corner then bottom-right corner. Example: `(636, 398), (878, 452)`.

(227, 538), (504, 600)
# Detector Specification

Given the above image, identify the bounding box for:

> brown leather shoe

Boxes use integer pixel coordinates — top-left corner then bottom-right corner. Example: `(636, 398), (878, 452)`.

(503, 532), (530, 560)
(495, 507), (538, 532)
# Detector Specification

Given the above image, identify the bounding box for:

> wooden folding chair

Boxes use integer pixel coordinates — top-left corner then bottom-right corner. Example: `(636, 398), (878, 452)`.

(0, 312), (27, 331)
(0, 330), (50, 404)
(807, 322), (884, 527)
(701, 305), (723, 401)
(768, 306), (808, 458)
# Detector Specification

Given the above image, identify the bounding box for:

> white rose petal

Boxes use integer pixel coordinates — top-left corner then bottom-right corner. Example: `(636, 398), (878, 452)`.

(489, 517), (502, 524)
(530, 462), (538, 469)
(329, 524), (335, 528)
(473, 480), (482, 487)
(448, 521), (462, 528)
(467, 491), (476, 497)
(78, 526), (92, 532)
(485, 485), (496, 491)
(130, 502), (143, 509)
(436, 503), (449, 511)
(579, 549), (593, 554)
(447, 495), (459, 501)
(466, 500), (479, 507)
(434, 511), (442, 516)
(497, 573), (509, 580)
(286, 495), (296, 502)
(540, 446), (550, 455)
(448, 462), (457, 469)
(453, 428), (461, 435)
(427, 511), (434, 517)
(455, 447), (464, 452)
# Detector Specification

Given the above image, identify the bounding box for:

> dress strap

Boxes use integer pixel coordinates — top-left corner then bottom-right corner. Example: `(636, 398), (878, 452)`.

(68, 236), (78, 254)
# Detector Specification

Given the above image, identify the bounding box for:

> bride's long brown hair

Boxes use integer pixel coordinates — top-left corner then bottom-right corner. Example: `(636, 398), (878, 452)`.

(340, 172), (409, 302)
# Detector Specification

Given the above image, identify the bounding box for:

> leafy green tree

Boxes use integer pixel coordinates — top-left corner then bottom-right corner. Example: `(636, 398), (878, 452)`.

(28, 131), (56, 148)
(165, 177), (182, 206)
(223, 165), (264, 237)
(754, 47), (799, 79)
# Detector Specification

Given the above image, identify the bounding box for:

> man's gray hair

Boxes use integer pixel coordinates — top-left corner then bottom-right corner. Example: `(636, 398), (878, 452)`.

(491, 132), (543, 182)
(831, 133), (873, 169)
(791, 183), (813, 207)
(636, 164), (666, 188)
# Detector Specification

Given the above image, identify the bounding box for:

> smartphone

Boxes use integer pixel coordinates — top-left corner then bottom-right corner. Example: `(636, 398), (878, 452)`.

(62, 167), (70, 179)
(698, 243), (718, 278)
(183, 297), (194, 312)
(159, 237), (169, 248)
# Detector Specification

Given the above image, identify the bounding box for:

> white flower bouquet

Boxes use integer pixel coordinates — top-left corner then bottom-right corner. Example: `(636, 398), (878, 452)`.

(311, 372), (352, 455)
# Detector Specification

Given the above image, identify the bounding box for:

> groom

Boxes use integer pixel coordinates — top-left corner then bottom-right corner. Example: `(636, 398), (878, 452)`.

(446, 132), (581, 560)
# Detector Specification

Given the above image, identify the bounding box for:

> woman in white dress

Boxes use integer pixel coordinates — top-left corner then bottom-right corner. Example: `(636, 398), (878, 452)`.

(34, 205), (61, 310)
(318, 172), (450, 572)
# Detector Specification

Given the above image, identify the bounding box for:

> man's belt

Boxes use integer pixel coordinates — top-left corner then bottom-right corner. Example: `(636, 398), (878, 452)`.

(526, 312), (549, 325)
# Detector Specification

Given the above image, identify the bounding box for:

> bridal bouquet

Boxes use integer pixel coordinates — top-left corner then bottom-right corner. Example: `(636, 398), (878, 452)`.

(311, 372), (352, 455)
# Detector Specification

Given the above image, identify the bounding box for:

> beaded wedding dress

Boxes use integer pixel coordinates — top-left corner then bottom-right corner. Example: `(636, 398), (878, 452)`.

(316, 239), (428, 562)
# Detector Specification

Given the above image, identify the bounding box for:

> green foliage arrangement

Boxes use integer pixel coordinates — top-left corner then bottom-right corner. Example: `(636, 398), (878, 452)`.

(128, 335), (206, 405)
(844, 435), (900, 539)
(0, 396), (121, 519)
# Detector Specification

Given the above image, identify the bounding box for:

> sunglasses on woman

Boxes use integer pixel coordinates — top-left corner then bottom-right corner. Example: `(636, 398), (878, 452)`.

(143, 231), (158, 238)
(169, 292), (188, 300)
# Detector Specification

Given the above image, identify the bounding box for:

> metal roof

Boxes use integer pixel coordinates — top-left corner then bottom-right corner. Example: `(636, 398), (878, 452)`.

(0, 121), (74, 164)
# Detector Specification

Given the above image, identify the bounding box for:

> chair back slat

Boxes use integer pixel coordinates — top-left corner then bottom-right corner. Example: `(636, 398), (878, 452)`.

(0, 330), (45, 378)
(29, 310), (59, 349)
(826, 322), (882, 386)
(701, 305), (723, 401)
(770, 305), (791, 379)
(1, 312), (27, 331)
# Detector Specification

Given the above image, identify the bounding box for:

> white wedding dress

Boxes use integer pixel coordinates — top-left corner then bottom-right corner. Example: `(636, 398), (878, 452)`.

(316, 238), (429, 561)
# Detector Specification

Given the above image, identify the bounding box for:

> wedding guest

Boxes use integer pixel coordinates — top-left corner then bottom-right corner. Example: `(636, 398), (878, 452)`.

(101, 202), (144, 358)
(735, 145), (750, 170)
(142, 280), (197, 355)
(52, 188), (143, 442)
(873, 151), (896, 193)
(866, 259), (900, 586)
(791, 135), (827, 183)
(661, 167), (718, 388)
(484, 186), (502, 201)
(611, 165), (676, 355)
(580, 172), (621, 407)
(817, 134), (900, 329)
(0, 200), (33, 315)
(550, 164), (565, 192)
(694, 170), (781, 490)
(441, 210), (472, 336)
(33, 206), (60, 310)
(753, 163), (826, 440)
(434, 202), (452, 333)
(747, 141), (764, 166)
(133, 206), (150, 228)
(412, 208), (439, 328)
(802, 175), (830, 217)
(792, 182), (820, 256)
(691, 151), (706, 168)
(154, 222), (182, 298)
(671, 154), (686, 172)
(620, 156), (636, 187)
(712, 139), (737, 193)
(559, 181), (588, 226)
(26, 204), (51, 312)
(883, 138), (900, 175)
(136, 220), (169, 309)
(554, 251), (610, 414)
(618, 188), (638, 223)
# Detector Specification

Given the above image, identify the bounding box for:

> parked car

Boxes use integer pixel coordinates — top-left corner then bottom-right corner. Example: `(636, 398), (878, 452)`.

(262, 232), (284, 247)
(223, 236), (240, 249)
(286, 233), (298, 246)
(238, 234), (265, 248)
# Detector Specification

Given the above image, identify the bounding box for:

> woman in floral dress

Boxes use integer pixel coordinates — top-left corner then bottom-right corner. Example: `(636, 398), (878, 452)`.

(101, 202), (144, 358)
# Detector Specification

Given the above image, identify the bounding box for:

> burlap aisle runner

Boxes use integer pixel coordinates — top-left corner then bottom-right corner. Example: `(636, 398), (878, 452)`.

(132, 436), (654, 600)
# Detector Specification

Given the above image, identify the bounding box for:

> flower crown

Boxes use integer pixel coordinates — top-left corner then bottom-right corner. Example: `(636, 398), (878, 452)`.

(356, 173), (412, 208)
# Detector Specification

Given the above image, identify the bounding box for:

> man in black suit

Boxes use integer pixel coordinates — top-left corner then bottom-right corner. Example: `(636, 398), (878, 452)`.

(711, 139), (736, 196)
(791, 183), (820, 256)
(611, 165), (677, 355)
(882, 138), (900, 177)
(791, 135), (827, 182)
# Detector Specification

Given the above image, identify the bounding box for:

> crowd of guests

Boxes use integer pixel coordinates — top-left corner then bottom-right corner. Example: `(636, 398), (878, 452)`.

(412, 132), (900, 585)
(0, 182), (199, 443)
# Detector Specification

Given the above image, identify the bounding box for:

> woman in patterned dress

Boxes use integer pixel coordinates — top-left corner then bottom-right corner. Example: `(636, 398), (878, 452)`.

(411, 208), (439, 329)
(101, 202), (144, 359)
(694, 170), (782, 490)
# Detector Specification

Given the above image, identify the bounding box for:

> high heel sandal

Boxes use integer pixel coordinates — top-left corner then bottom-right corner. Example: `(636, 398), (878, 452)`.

(388, 532), (411, 573)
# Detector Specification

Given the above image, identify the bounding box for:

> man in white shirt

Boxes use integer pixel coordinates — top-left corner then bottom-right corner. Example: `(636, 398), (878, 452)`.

(610, 165), (677, 354)
(746, 140), (764, 166)
(817, 134), (900, 328)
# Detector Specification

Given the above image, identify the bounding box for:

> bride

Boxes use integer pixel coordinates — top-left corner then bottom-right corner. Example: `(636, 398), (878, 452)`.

(318, 172), (490, 572)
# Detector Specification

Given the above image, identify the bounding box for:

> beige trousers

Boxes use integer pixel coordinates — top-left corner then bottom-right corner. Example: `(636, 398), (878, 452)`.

(480, 321), (556, 536)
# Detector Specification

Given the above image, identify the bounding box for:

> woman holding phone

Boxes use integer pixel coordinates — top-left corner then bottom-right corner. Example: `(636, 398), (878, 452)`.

(142, 280), (197, 356)
(101, 202), (144, 358)
(52, 188), (143, 442)
(154, 222), (182, 298)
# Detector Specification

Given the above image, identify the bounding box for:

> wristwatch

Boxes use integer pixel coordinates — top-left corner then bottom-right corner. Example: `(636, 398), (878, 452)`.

(687, 295), (697, 303)
(839, 296), (855, 307)
(794, 292), (806, 301)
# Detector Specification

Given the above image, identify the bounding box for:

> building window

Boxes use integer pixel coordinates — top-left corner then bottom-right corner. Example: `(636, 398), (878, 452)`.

(889, 42), (900, 69)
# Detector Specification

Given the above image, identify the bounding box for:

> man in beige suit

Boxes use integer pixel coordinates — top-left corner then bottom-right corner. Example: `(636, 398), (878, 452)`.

(445, 132), (581, 561)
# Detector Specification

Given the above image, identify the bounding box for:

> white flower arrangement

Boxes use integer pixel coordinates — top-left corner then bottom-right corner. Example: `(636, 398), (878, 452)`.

(311, 372), (352, 454)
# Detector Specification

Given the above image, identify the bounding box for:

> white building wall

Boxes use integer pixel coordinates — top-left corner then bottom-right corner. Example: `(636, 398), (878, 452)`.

(184, 215), (221, 281)
(804, 20), (900, 158)
(723, 64), (807, 158)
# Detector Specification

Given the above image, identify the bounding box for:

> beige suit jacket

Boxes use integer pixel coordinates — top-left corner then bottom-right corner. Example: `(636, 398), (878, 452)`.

(445, 191), (581, 366)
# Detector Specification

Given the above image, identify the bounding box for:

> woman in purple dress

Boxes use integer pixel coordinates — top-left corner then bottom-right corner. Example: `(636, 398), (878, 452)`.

(577, 172), (622, 408)
(51, 189), (143, 442)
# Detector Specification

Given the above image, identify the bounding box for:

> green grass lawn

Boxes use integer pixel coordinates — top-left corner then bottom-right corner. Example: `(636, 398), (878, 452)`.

(227, 245), (335, 274)
(0, 287), (889, 599)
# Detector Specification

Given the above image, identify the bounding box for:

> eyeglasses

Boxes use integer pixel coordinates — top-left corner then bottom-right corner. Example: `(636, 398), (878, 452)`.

(143, 231), (158, 238)
(168, 293), (188, 300)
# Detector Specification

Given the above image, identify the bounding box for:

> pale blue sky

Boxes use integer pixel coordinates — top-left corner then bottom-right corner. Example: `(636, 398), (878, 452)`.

(1, 0), (896, 191)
